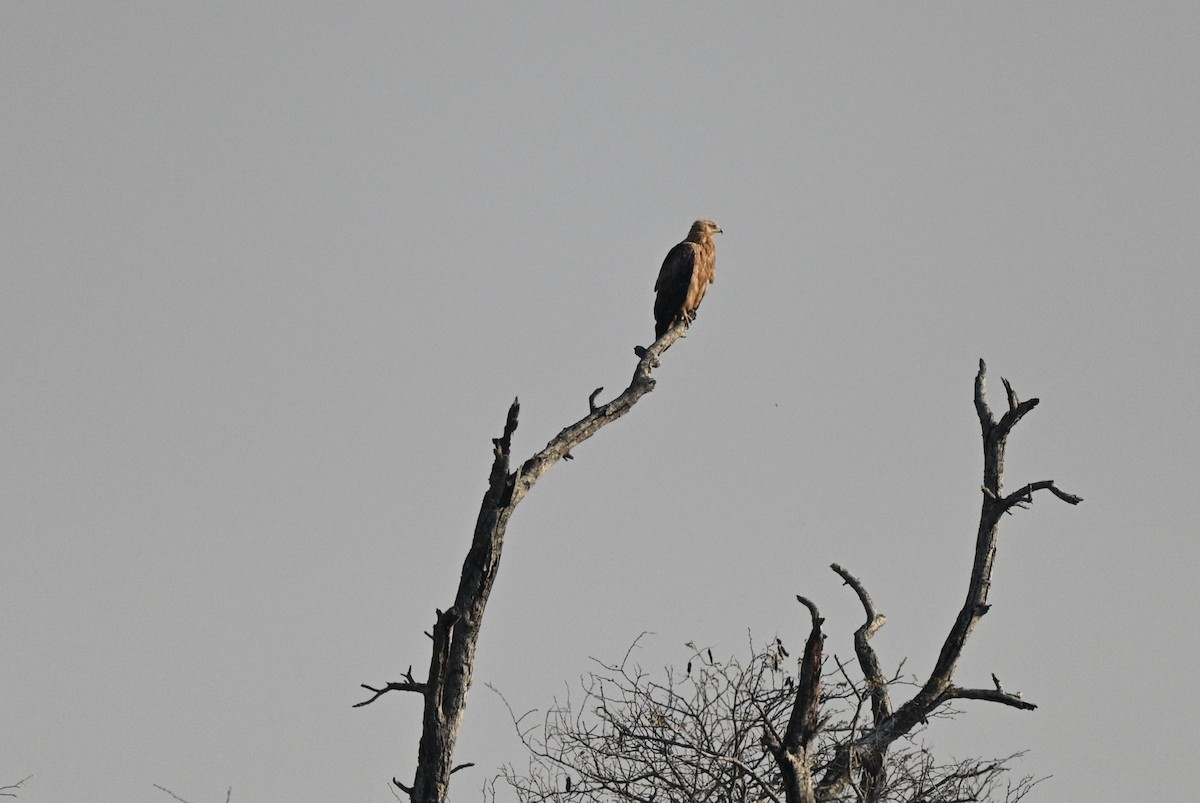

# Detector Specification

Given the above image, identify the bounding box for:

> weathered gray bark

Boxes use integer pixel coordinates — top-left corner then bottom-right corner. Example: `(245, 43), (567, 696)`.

(493, 361), (1076, 803)
(766, 596), (825, 803)
(355, 323), (690, 803)
(803, 359), (1082, 803)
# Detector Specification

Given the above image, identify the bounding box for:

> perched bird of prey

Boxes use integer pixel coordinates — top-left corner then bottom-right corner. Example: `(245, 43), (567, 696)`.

(653, 219), (721, 339)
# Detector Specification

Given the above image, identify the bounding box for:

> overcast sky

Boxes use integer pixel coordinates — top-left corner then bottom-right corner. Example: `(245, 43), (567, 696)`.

(3, 3), (1198, 802)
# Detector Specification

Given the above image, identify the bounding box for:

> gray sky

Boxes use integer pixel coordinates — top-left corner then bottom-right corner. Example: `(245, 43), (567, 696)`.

(3, 3), (1197, 801)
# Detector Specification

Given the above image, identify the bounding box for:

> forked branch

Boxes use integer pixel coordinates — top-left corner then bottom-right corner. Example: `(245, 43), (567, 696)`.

(1, 777), (32, 799)
(354, 666), (425, 707)
(811, 361), (1080, 802)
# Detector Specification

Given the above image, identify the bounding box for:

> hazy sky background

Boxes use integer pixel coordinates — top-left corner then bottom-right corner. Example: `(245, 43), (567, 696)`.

(4, 3), (1198, 801)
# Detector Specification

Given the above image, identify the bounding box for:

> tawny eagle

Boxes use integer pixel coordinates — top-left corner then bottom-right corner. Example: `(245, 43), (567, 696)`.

(654, 219), (721, 339)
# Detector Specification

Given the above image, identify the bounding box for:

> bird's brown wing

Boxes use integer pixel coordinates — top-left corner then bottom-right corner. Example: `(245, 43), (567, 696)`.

(654, 242), (697, 338)
(685, 254), (714, 314)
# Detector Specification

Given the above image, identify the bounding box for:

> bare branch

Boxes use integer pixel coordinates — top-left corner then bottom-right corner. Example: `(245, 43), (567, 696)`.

(355, 680), (427, 708)
(151, 784), (235, 803)
(497, 637), (798, 803)
(354, 666), (426, 707)
(496, 633), (1040, 803)
(787, 596), (824, 751)
(1001, 376), (1020, 411)
(923, 364), (1059, 690)
(830, 563), (891, 724)
(512, 321), (686, 501)
(943, 685), (1038, 711)
(0, 777), (32, 799)
(814, 362), (1078, 802)
(766, 597), (826, 803)
(1002, 480), (1084, 510)
(152, 785), (195, 803)
(363, 321), (691, 801)
(973, 358), (995, 430)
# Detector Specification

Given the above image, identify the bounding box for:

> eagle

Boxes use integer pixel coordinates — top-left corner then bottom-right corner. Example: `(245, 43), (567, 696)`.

(654, 219), (721, 339)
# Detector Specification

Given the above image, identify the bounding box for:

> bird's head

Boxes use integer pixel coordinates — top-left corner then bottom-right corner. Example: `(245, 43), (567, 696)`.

(690, 219), (722, 237)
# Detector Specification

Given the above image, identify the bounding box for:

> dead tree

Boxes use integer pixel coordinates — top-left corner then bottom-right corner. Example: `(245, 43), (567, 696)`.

(496, 639), (1043, 803)
(355, 323), (691, 803)
(495, 360), (1080, 803)
(798, 360), (1081, 803)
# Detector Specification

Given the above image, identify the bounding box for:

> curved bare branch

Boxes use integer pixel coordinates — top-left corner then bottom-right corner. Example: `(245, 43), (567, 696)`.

(361, 321), (691, 801)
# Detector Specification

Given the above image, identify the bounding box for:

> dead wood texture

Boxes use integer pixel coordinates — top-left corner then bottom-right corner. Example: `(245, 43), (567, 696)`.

(494, 361), (1079, 803)
(795, 359), (1081, 803)
(356, 322), (690, 802)
(765, 596), (825, 803)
